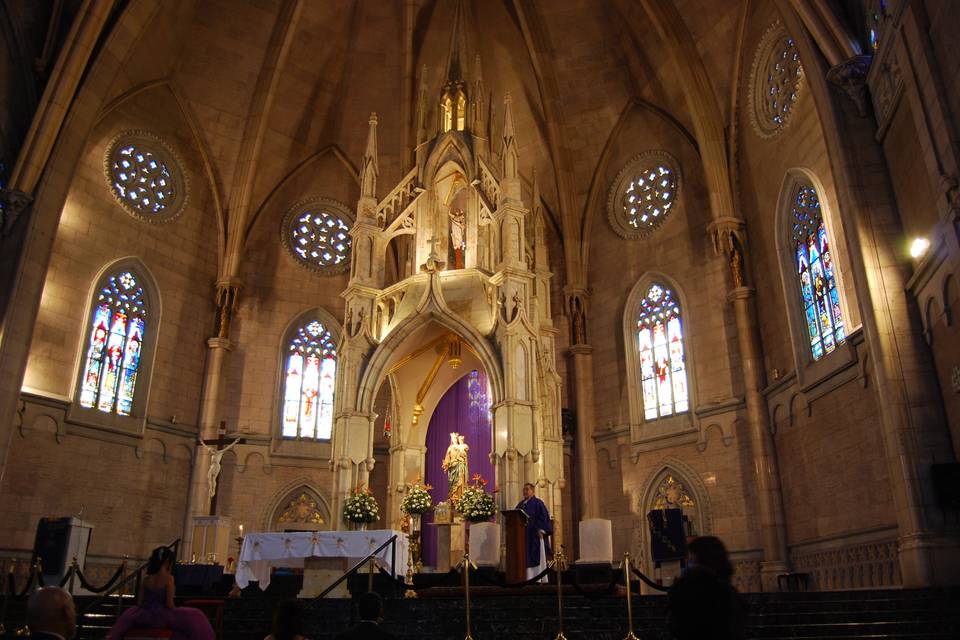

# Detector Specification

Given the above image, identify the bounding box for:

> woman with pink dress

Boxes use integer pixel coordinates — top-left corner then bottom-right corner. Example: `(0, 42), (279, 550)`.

(107, 546), (215, 640)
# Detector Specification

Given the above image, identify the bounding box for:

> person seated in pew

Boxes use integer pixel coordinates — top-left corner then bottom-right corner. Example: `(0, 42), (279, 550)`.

(264, 599), (310, 640)
(107, 546), (215, 640)
(334, 592), (396, 640)
(27, 586), (76, 640)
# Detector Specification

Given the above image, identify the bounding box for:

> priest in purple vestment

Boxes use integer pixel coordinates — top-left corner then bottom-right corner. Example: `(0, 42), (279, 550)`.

(515, 482), (553, 582)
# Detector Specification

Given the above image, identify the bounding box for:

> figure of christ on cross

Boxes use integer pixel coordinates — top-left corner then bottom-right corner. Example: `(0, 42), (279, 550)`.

(200, 422), (246, 515)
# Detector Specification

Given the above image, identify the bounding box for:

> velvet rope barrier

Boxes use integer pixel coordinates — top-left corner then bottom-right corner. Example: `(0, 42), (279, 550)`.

(75, 562), (126, 594)
(631, 566), (668, 592)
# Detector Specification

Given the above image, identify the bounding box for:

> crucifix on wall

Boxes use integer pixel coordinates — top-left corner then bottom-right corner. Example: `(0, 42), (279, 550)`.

(200, 421), (245, 515)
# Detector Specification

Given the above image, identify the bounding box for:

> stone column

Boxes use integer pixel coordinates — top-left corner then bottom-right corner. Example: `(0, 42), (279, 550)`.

(182, 280), (239, 558)
(564, 288), (600, 521)
(711, 221), (789, 590)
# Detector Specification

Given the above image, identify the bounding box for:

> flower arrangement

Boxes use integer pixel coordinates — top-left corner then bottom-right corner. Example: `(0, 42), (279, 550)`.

(457, 474), (498, 522)
(343, 487), (380, 524)
(400, 479), (433, 515)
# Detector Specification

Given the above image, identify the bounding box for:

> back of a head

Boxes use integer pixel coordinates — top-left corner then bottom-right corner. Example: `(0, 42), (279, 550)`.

(271, 599), (304, 640)
(28, 586), (76, 638)
(357, 591), (383, 622)
(146, 546), (173, 575)
(688, 536), (734, 581)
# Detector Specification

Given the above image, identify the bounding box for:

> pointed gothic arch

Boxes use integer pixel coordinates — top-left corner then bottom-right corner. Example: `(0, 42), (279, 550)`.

(66, 257), (161, 435)
(622, 272), (698, 446)
(261, 478), (332, 532)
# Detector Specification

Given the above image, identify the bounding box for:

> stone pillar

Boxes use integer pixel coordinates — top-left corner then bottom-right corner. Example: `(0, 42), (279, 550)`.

(711, 221), (788, 590)
(182, 279), (239, 559)
(568, 344), (600, 520)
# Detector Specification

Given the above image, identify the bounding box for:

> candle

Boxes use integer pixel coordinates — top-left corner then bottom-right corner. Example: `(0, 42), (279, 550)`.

(238, 524), (244, 537)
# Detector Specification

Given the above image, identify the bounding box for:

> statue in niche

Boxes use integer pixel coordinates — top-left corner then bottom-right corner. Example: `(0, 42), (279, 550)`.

(449, 207), (466, 269)
(441, 431), (469, 503)
(730, 244), (744, 288)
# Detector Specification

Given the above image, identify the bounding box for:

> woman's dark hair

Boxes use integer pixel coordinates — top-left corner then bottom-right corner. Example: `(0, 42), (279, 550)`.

(271, 599), (304, 640)
(687, 536), (734, 581)
(146, 546), (174, 575)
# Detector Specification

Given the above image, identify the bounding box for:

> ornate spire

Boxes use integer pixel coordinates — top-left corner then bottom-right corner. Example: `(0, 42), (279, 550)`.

(360, 112), (378, 200)
(443, 0), (468, 84)
(471, 53), (486, 135)
(417, 65), (429, 141)
(501, 92), (518, 182)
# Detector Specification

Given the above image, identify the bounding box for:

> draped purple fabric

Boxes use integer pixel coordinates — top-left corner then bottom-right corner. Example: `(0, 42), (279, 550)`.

(421, 369), (494, 567)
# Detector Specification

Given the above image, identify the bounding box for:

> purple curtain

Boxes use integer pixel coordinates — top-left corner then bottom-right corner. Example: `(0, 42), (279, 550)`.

(421, 369), (494, 567)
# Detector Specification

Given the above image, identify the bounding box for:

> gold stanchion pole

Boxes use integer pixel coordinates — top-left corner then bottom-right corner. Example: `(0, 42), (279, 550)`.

(551, 546), (568, 640)
(458, 549), (477, 640)
(367, 556), (376, 592)
(622, 552), (638, 640)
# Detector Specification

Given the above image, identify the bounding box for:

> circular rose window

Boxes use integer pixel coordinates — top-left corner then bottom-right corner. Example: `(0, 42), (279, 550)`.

(104, 131), (187, 222)
(608, 151), (681, 239)
(750, 22), (803, 138)
(282, 198), (354, 274)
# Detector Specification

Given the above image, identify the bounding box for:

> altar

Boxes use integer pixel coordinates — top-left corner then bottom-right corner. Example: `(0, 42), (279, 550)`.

(235, 530), (408, 591)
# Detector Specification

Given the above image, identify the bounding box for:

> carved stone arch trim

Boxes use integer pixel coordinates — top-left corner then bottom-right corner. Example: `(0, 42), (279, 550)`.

(357, 282), (505, 414)
(66, 256), (162, 436)
(775, 168), (859, 388)
(271, 307), (344, 446)
(622, 271), (698, 445)
(634, 457), (713, 575)
(261, 477), (332, 532)
(422, 133), (476, 187)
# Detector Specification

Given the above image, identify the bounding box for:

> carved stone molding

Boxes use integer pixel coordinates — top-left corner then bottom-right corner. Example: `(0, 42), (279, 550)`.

(0, 187), (34, 236)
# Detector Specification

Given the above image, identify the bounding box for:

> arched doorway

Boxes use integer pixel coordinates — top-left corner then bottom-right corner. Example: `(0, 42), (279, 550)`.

(421, 369), (494, 567)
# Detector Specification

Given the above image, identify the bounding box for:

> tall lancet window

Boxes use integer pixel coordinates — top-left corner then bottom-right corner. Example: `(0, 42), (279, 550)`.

(456, 92), (467, 131)
(791, 184), (845, 359)
(637, 283), (688, 420)
(79, 269), (149, 416)
(442, 96), (454, 133)
(282, 318), (337, 440)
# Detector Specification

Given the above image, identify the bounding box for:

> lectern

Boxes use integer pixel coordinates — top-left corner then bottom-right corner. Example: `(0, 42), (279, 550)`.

(501, 509), (528, 583)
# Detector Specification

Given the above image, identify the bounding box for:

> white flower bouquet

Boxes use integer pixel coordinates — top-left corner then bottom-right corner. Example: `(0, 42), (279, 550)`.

(457, 475), (498, 523)
(343, 487), (380, 524)
(400, 480), (433, 515)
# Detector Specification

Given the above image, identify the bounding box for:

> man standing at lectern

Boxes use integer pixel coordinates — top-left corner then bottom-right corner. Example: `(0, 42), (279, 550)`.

(516, 482), (552, 582)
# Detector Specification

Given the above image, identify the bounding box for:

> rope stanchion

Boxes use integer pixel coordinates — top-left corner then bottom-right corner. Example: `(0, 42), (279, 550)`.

(549, 546), (568, 640)
(621, 552), (638, 640)
(456, 550), (477, 640)
(75, 560), (127, 594)
(631, 565), (668, 592)
(466, 564), (552, 588)
(16, 562), (39, 597)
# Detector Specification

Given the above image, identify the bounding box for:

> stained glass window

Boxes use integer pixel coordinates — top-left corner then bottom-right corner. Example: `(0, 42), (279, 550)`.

(283, 200), (354, 274)
(637, 283), (688, 420)
(751, 24), (803, 138)
(105, 132), (186, 221)
(608, 152), (680, 239)
(79, 270), (148, 416)
(791, 184), (845, 360)
(282, 319), (337, 440)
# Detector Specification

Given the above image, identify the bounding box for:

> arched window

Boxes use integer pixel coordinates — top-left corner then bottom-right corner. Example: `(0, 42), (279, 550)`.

(442, 96), (454, 133)
(637, 283), (689, 420)
(282, 317), (338, 440)
(79, 268), (150, 416)
(790, 183), (845, 360)
(456, 92), (467, 131)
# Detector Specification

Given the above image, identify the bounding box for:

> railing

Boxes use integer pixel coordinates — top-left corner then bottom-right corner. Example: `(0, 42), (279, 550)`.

(74, 538), (181, 634)
(308, 534), (400, 603)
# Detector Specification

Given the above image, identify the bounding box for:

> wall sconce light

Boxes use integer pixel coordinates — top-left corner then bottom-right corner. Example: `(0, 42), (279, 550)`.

(909, 237), (930, 259)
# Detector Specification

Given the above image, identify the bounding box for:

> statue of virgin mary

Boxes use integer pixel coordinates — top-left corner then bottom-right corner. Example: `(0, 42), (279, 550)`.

(441, 431), (469, 503)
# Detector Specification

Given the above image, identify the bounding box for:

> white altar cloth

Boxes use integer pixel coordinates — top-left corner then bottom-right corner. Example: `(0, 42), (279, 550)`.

(235, 530), (408, 589)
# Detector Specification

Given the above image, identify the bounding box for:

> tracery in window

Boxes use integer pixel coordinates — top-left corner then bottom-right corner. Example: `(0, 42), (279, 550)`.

(79, 270), (149, 416)
(282, 198), (354, 274)
(282, 318), (337, 440)
(637, 283), (688, 420)
(608, 151), (681, 239)
(750, 23), (804, 138)
(791, 184), (845, 360)
(105, 131), (186, 221)
(456, 92), (467, 131)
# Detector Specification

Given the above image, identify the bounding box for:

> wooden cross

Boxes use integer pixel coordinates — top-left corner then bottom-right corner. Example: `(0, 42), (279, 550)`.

(202, 421), (246, 515)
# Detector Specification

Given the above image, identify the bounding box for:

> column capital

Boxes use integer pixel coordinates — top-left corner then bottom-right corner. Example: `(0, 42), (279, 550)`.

(206, 336), (234, 351)
(568, 344), (593, 357)
(726, 286), (756, 302)
(0, 187), (34, 236)
(707, 216), (746, 256)
(827, 54), (873, 117)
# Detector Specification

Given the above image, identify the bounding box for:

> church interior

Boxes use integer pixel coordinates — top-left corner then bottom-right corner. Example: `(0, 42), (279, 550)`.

(2, 0), (960, 637)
